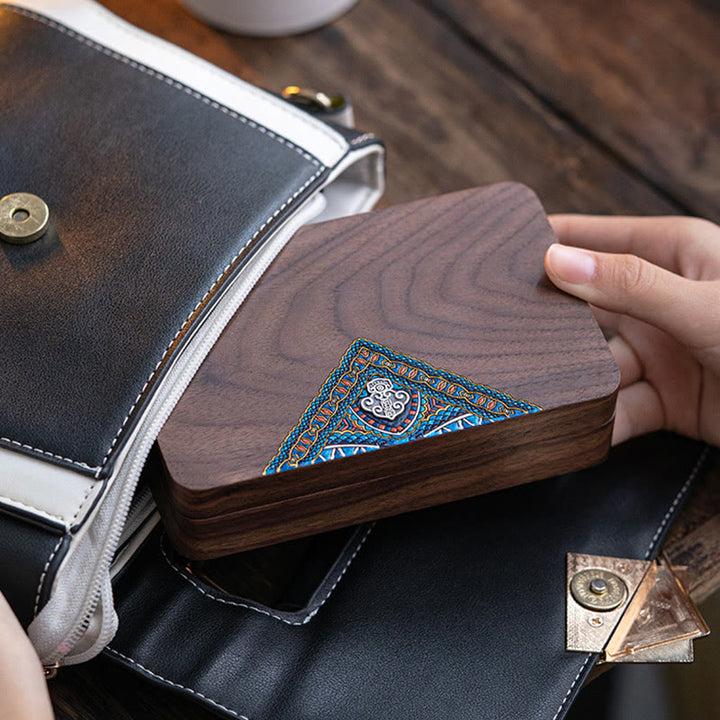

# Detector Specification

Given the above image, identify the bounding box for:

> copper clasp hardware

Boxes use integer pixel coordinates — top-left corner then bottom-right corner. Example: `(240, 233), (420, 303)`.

(566, 552), (709, 663)
(43, 662), (60, 680)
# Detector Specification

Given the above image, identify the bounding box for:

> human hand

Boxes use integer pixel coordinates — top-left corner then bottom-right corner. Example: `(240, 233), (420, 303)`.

(0, 591), (54, 719)
(544, 215), (720, 447)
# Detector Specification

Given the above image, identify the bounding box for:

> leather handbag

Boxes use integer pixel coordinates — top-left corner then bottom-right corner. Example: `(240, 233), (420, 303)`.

(105, 433), (711, 719)
(0, 0), (384, 669)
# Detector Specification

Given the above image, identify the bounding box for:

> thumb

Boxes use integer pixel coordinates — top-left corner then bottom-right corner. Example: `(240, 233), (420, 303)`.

(544, 243), (714, 349)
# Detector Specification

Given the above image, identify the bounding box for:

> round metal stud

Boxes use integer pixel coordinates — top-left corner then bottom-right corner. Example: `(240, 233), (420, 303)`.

(0, 193), (50, 245)
(570, 568), (627, 612)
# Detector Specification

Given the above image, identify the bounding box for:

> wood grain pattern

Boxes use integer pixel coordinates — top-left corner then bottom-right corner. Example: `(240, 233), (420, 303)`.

(157, 184), (619, 557)
(223, 0), (682, 215)
(425, 0), (720, 221)
(665, 454), (720, 604)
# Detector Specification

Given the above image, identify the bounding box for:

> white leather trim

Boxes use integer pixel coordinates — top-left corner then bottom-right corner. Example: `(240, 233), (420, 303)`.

(316, 143), (386, 220)
(6, 0), (348, 168)
(0, 447), (100, 528)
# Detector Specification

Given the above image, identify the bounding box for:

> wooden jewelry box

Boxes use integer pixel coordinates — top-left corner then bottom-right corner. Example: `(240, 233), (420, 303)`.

(155, 183), (620, 559)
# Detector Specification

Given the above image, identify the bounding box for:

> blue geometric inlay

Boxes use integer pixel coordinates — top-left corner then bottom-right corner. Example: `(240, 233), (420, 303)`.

(264, 338), (540, 474)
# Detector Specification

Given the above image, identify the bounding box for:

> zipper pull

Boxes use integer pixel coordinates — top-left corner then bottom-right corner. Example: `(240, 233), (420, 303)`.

(43, 662), (60, 680)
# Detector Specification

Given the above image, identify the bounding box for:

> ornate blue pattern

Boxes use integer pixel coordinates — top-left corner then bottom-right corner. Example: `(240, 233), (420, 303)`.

(264, 338), (540, 474)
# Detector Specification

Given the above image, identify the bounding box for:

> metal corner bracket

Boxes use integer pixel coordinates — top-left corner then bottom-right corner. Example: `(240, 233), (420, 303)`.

(566, 552), (709, 663)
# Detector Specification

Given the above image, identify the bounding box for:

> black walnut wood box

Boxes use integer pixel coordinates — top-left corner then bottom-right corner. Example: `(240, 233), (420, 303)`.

(155, 183), (620, 559)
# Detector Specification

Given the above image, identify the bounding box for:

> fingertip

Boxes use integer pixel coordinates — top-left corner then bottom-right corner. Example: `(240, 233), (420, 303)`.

(545, 243), (596, 285)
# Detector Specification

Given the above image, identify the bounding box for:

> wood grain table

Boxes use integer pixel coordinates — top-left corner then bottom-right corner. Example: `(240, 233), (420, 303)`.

(50, 0), (720, 717)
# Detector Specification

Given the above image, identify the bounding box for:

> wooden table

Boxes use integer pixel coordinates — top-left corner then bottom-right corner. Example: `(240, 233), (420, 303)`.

(50, 0), (720, 717)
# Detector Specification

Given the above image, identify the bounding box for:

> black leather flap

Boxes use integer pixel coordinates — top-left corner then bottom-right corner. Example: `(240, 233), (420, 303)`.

(0, 6), (327, 477)
(108, 433), (710, 719)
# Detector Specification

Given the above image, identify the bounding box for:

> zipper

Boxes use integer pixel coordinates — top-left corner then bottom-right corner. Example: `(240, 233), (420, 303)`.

(42, 191), (327, 669)
(113, 485), (154, 558)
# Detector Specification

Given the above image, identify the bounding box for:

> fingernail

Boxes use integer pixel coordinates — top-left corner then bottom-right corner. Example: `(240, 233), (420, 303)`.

(546, 244), (596, 284)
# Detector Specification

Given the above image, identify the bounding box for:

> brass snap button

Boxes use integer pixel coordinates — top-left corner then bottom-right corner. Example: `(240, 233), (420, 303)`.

(0, 192), (50, 245)
(570, 568), (627, 611)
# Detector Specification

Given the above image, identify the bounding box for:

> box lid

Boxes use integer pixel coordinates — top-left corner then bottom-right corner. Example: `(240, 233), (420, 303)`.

(156, 183), (619, 558)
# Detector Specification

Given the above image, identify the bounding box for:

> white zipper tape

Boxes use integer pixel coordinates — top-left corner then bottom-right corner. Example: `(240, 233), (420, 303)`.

(28, 193), (328, 665)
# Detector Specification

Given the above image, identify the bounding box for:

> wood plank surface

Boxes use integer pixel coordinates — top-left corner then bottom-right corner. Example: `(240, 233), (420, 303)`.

(214, 0), (681, 215)
(424, 0), (720, 221)
(665, 454), (720, 605)
(45, 0), (720, 717)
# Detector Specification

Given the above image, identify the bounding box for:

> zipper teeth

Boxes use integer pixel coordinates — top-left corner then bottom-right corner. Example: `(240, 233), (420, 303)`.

(45, 199), (320, 666)
(115, 486), (154, 552)
(110, 511), (160, 582)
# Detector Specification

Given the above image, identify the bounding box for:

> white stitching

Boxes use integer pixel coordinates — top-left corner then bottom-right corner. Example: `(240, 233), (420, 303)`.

(84, 1), (346, 154)
(104, 648), (249, 720)
(643, 446), (709, 559)
(33, 535), (65, 617)
(110, 447), (708, 720)
(2, 6), (321, 167)
(96, 167), (323, 473)
(350, 133), (377, 146)
(160, 524), (374, 626)
(551, 656), (591, 720)
(550, 444), (710, 720)
(70, 481), (97, 525)
(0, 496), (65, 524)
(104, 529), (372, 718)
(0, 438), (98, 472)
(0, 5), (327, 476)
